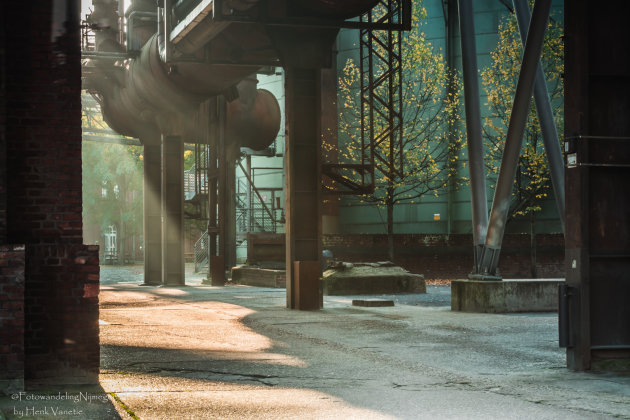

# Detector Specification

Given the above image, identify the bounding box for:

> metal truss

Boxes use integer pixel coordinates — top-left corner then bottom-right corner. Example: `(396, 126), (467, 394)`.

(322, 0), (410, 195)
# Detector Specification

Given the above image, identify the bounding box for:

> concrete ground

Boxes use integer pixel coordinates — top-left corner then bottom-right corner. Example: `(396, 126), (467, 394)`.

(2, 264), (629, 419)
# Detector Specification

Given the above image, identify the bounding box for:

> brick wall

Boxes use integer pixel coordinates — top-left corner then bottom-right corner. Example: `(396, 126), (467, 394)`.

(1, 1), (100, 389)
(0, 245), (25, 393)
(323, 233), (565, 279)
(5, 2), (83, 245)
(25, 244), (100, 381)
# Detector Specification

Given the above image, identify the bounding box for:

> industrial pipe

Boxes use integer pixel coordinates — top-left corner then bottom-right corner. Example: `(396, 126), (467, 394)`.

(90, 27), (279, 149)
(87, 0), (124, 53)
(87, 0), (379, 149)
(226, 77), (281, 151)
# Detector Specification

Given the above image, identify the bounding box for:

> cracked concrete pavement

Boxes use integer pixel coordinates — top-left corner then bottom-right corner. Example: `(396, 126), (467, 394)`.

(97, 265), (629, 419)
(2, 265), (629, 419)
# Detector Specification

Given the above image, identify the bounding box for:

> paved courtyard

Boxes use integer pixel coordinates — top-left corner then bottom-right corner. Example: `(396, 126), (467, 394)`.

(2, 265), (629, 419)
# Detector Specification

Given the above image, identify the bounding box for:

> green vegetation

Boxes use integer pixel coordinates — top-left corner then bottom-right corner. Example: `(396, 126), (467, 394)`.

(336, 1), (463, 259)
(82, 141), (144, 263)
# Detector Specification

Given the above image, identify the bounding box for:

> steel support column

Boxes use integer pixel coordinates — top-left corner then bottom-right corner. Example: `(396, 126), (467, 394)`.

(162, 134), (185, 286)
(513, 0), (565, 233)
(563, 0), (630, 371)
(142, 138), (162, 285)
(206, 96), (232, 285)
(284, 67), (322, 310)
(457, 0), (488, 272)
(480, 0), (552, 275)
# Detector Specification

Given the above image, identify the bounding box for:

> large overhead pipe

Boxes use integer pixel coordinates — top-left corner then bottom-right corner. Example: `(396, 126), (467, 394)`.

(457, 0), (489, 273)
(87, 1), (280, 149)
(480, 0), (552, 275)
(512, 0), (565, 233)
(87, 0), (125, 53)
(89, 34), (279, 148)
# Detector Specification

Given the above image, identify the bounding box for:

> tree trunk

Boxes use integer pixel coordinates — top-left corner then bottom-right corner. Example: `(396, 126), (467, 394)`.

(530, 211), (537, 278)
(386, 190), (395, 262)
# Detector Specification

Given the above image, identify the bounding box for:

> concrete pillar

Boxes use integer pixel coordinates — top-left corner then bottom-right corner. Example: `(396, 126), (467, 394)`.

(143, 142), (162, 285)
(284, 67), (322, 310)
(162, 135), (185, 286)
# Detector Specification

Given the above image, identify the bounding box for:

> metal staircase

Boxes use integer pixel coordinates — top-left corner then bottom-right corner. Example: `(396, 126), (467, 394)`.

(184, 146), (209, 203)
(194, 231), (209, 273)
(189, 149), (285, 271)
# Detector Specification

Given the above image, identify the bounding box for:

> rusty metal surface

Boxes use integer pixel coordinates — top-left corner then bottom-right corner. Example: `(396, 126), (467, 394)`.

(284, 67), (322, 309)
(294, 260), (321, 310)
(564, 0), (630, 370)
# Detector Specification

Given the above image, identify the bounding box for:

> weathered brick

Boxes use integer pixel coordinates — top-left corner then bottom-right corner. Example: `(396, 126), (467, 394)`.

(3, 1), (99, 389)
(323, 233), (564, 279)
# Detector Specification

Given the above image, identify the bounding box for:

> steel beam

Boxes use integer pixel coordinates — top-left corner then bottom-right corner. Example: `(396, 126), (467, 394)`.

(162, 134), (185, 286)
(512, 0), (565, 233)
(142, 138), (162, 285)
(481, 0), (552, 275)
(457, 0), (488, 272)
(206, 96), (229, 286)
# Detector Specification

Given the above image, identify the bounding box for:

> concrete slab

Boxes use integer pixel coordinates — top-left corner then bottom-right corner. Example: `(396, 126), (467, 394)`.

(352, 299), (395, 307)
(451, 278), (564, 313)
(324, 262), (426, 295)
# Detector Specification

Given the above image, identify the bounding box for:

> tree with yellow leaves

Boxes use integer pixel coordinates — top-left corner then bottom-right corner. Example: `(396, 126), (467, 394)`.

(335, 1), (463, 260)
(481, 7), (563, 276)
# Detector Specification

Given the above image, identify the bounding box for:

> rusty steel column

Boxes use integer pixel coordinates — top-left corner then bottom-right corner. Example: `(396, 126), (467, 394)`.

(563, 0), (630, 371)
(142, 138), (162, 285)
(284, 67), (322, 310)
(206, 96), (229, 286)
(162, 134), (185, 286)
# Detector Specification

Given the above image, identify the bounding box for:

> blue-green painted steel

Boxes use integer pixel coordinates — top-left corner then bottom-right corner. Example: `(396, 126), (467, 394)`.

(335, 0), (564, 236)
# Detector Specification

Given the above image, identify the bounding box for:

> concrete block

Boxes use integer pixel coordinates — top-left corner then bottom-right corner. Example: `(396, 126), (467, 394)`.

(231, 266), (286, 288)
(323, 263), (425, 295)
(451, 279), (564, 313)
